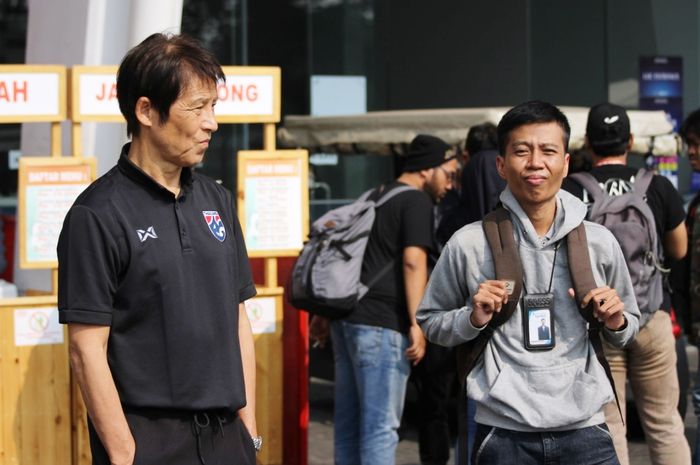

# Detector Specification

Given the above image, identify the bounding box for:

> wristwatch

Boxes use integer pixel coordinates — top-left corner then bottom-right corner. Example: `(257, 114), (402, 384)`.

(252, 435), (263, 453)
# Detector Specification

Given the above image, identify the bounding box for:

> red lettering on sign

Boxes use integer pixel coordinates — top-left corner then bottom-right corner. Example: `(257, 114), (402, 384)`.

(96, 82), (118, 101)
(216, 83), (260, 102)
(0, 80), (28, 103)
(14, 80), (27, 102)
(246, 84), (258, 101)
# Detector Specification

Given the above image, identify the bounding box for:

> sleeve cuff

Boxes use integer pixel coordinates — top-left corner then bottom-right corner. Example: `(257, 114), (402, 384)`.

(59, 308), (112, 326)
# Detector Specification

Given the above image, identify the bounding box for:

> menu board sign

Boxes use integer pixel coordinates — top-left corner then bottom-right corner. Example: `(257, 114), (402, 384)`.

(18, 157), (96, 268)
(237, 150), (308, 257)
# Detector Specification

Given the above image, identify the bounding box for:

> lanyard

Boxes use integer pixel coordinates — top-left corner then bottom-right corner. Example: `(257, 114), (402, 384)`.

(522, 241), (559, 295)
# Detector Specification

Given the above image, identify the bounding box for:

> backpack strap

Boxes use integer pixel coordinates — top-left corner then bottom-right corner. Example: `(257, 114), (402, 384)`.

(456, 206), (523, 465)
(566, 221), (624, 425)
(632, 168), (654, 195)
(569, 171), (606, 203)
(358, 184), (418, 297)
(455, 207), (523, 383)
(374, 184), (416, 207)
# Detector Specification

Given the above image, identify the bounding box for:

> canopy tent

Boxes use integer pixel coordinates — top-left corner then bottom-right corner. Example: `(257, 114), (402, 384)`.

(278, 106), (681, 156)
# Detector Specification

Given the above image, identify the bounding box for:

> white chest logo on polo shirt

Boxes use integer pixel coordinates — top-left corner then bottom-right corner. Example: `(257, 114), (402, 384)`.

(203, 211), (226, 242)
(136, 226), (158, 242)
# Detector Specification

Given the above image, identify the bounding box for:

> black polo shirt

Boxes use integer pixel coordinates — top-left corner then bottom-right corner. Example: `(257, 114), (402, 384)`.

(58, 143), (256, 413)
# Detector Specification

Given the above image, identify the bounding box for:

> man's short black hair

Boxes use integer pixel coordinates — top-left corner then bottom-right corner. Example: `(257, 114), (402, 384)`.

(681, 108), (700, 142)
(465, 122), (498, 154)
(117, 33), (225, 137)
(497, 101), (571, 155)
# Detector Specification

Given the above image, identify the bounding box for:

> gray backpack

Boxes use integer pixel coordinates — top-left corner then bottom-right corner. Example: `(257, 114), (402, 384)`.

(287, 184), (415, 318)
(570, 168), (665, 325)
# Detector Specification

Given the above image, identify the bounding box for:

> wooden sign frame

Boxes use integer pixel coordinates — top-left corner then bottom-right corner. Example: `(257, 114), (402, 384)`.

(18, 157), (97, 269)
(0, 65), (67, 123)
(237, 150), (309, 258)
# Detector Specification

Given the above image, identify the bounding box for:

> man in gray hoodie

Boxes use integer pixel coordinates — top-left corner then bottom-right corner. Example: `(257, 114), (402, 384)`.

(417, 101), (640, 465)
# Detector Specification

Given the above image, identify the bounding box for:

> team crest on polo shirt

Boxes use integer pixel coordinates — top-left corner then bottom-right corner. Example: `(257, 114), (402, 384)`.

(203, 211), (226, 242)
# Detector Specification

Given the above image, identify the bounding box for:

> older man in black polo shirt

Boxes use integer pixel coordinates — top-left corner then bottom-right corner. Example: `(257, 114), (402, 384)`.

(57, 34), (259, 465)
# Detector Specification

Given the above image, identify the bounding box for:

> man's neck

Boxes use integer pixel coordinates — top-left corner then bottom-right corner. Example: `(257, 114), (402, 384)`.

(592, 153), (627, 167)
(522, 199), (557, 237)
(397, 171), (425, 190)
(128, 139), (182, 196)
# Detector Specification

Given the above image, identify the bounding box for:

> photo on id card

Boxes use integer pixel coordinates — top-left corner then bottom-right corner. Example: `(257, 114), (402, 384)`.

(523, 293), (555, 350)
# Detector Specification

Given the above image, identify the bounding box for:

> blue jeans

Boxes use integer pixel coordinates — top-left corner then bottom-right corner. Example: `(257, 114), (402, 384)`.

(331, 321), (410, 465)
(455, 397), (478, 465)
(471, 423), (620, 465)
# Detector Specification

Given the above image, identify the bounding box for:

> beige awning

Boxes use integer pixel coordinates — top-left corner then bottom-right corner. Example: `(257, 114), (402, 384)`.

(278, 106), (680, 156)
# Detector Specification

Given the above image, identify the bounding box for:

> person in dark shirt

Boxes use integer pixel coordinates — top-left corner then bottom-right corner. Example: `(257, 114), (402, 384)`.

(679, 108), (700, 465)
(562, 103), (689, 465)
(311, 134), (458, 465)
(57, 34), (259, 465)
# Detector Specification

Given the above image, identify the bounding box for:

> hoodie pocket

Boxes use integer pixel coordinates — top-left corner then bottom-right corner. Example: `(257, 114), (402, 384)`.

(487, 361), (611, 428)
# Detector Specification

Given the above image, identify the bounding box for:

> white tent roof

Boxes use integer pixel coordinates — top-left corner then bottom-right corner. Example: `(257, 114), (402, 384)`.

(278, 106), (680, 155)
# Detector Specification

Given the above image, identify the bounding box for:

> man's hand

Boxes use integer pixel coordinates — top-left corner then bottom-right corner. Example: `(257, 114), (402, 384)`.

(406, 324), (426, 365)
(569, 286), (626, 330)
(470, 280), (509, 328)
(309, 315), (330, 348)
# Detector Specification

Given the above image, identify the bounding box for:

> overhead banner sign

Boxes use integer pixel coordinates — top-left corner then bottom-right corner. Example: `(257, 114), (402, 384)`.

(0, 65), (66, 122)
(237, 150), (308, 257)
(639, 56), (682, 131)
(18, 157), (96, 269)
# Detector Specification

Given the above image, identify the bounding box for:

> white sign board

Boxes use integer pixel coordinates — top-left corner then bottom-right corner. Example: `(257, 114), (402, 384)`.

(217, 67), (280, 123)
(79, 73), (120, 116)
(0, 70), (64, 120)
(245, 297), (277, 334)
(14, 307), (64, 346)
(217, 75), (274, 117)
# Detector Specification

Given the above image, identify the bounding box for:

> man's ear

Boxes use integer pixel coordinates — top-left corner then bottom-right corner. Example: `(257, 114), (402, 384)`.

(134, 96), (155, 128)
(420, 167), (434, 181)
(496, 155), (507, 180)
(627, 134), (634, 151)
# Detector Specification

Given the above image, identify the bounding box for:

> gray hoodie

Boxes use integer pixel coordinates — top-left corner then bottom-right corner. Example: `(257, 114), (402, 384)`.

(417, 187), (640, 432)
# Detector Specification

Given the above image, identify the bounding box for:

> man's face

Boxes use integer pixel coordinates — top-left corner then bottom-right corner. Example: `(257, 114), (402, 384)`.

(686, 132), (700, 172)
(150, 77), (219, 168)
(496, 122), (569, 210)
(425, 158), (459, 203)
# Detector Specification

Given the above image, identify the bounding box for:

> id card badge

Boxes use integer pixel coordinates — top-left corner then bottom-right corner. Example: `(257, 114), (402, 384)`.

(522, 293), (555, 350)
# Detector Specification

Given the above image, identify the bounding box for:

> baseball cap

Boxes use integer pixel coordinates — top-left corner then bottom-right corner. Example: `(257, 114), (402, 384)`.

(402, 134), (456, 172)
(586, 103), (631, 155)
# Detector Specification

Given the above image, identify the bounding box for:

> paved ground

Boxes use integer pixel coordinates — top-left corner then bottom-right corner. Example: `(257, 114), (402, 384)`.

(308, 344), (699, 465)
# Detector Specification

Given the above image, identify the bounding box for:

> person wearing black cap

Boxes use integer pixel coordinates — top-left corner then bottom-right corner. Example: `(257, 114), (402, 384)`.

(311, 134), (458, 465)
(562, 102), (689, 465)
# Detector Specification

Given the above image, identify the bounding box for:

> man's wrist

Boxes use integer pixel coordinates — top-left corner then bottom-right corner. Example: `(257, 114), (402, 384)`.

(469, 311), (487, 330)
(606, 315), (627, 332)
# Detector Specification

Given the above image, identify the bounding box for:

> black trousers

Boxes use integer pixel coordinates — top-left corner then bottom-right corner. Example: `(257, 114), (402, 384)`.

(88, 407), (256, 465)
(412, 342), (456, 465)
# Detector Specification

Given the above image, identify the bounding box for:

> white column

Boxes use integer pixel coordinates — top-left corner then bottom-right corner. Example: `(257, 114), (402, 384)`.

(129, 0), (184, 46)
(17, 0), (184, 291)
